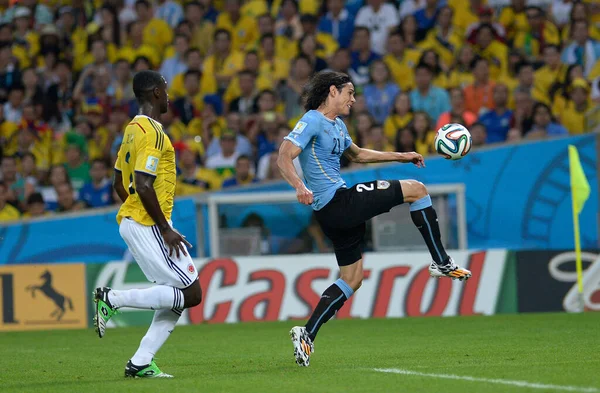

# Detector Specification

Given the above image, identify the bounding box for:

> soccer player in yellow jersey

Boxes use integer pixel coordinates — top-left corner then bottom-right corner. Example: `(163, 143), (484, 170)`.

(93, 71), (202, 379)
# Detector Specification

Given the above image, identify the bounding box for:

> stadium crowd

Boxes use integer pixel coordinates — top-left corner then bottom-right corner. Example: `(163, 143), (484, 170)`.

(0, 0), (599, 222)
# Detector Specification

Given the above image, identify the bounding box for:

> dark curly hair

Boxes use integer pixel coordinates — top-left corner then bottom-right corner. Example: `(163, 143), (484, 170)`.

(302, 71), (352, 111)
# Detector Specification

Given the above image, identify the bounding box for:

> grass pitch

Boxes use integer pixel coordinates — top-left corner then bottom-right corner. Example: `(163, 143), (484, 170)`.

(1, 312), (599, 393)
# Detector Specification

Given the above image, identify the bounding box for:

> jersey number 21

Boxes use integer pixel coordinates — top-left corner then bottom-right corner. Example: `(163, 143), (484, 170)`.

(331, 138), (342, 155)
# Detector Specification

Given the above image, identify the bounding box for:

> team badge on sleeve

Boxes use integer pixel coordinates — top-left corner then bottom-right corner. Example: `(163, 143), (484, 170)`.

(145, 156), (159, 172)
(377, 180), (390, 190)
(291, 121), (308, 138)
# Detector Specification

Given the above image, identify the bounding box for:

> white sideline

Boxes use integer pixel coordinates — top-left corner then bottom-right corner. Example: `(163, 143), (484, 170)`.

(372, 368), (599, 393)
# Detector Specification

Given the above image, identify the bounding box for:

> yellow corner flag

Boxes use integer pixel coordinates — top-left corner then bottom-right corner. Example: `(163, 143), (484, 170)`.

(568, 145), (590, 312)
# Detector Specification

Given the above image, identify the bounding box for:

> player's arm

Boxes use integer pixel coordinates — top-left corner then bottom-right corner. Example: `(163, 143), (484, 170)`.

(277, 140), (313, 205)
(113, 170), (129, 203)
(343, 143), (425, 167)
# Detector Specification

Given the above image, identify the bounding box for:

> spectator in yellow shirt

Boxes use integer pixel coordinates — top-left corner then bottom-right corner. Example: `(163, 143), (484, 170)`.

(560, 2), (600, 43)
(451, 0), (481, 36)
(384, 92), (413, 144)
(175, 141), (222, 195)
(411, 111), (436, 156)
(134, 0), (173, 57)
(216, 0), (258, 51)
(119, 21), (160, 67)
(169, 48), (204, 99)
(201, 29), (245, 95)
(0, 181), (20, 222)
(472, 24), (509, 80)
(383, 30), (421, 91)
(185, 1), (215, 56)
(447, 45), (475, 89)
(514, 6), (560, 62)
(421, 6), (463, 69)
(12, 7), (39, 62)
(224, 51), (273, 104)
(560, 78), (592, 135)
(364, 125), (395, 154)
(534, 45), (568, 99)
(258, 33), (291, 86)
(299, 14), (338, 60)
(498, 0), (527, 42)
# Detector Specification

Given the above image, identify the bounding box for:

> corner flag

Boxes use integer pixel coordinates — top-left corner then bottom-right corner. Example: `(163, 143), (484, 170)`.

(568, 145), (590, 312)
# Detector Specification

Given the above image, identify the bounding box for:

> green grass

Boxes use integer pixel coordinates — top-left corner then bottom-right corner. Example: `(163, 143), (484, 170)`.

(1, 313), (599, 393)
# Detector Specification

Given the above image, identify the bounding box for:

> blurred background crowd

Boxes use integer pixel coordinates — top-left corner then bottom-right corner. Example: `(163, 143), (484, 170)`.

(0, 0), (599, 222)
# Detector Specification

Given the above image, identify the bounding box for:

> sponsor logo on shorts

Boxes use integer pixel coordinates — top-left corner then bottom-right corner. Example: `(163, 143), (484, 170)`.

(377, 180), (390, 190)
(187, 263), (195, 274)
(145, 156), (159, 172)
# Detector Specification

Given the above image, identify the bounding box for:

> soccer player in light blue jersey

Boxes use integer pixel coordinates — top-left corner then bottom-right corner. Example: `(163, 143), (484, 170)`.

(278, 71), (472, 367)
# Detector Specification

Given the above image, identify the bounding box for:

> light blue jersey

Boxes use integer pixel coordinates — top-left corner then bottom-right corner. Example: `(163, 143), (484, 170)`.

(284, 110), (353, 210)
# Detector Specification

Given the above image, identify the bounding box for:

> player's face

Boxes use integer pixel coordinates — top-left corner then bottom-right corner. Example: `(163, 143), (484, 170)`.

(334, 83), (355, 116)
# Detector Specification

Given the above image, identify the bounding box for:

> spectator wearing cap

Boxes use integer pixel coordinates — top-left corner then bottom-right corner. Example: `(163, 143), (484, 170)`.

(201, 29), (245, 95)
(79, 159), (114, 208)
(160, 34), (189, 86)
(479, 84), (513, 143)
(562, 20), (600, 78)
(11, 7), (40, 62)
(3, 0), (53, 28)
(0, 181), (20, 222)
(420, 6), (463, 69)
(560, 78), (592, 135)
(24, 192), (47, 218)
(222, 155), (259, 188)
(514, 6), (560, 62)
(205, 111), (253, 160)
(409, 63), (451, 121)
(354, 0), (399, 56)
(174, 140), (222, 195)
(134, 0), (173, 58)
(155, 0), (184, 29)
(300, 13), (338, 60)
(216, 0), (258, 52)
(349, 27), (381, 87)
(318, 0), (355, 49)
(472, 23), (509, 80)
(499, 0), (527, 42)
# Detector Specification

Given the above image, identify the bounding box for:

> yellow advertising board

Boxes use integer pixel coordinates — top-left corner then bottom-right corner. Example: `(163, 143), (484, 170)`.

(0, 264), (87, 331)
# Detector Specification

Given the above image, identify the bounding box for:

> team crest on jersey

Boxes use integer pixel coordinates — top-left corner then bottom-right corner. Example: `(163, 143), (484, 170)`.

(187, 263), (195, 274)
(145, 156), (159, 172)
(377, 180), (390, 190)
(292, 121), (308, 138)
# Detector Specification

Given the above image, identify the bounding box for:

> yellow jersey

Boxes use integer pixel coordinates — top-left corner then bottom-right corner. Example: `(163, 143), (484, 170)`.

(0, 203), (20, 222)
(114, 115), (176, 226)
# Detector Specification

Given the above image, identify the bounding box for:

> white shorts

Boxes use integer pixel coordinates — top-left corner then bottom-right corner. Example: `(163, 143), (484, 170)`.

(119, 217), (198, 289)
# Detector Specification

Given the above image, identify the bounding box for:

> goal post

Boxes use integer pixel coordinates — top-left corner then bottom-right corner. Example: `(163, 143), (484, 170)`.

(193, 183), (467, 257)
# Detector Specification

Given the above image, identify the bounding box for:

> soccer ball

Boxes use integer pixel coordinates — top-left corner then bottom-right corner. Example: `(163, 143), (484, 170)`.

(434, 123), (472, 160)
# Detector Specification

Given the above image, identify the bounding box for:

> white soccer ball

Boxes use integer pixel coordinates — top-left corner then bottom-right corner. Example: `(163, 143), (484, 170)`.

(434, 123), (472, 160)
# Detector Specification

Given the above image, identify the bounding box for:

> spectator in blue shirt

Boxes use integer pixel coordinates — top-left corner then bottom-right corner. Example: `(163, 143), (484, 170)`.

(160, 34), (189, 85)
(409, 63), (451, 121)
(478, 84), (513, 143)
(413, 0), (440, 34)
(526, 103), (568, 139)
(349, 26), (381, 87)
(318, 0), (355, 48)
(222, 155), (260, 188)
(79, 159), (114, 208)
(363, 60), (401, 124)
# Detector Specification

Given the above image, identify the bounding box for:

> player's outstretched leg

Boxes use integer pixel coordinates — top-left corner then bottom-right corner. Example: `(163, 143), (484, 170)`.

(291, 260), (361, 366)
(401, 180), (471, 281)
(93, 285), (184, 338)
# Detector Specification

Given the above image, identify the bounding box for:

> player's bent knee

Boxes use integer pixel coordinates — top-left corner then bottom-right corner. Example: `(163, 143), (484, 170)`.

(400, 180), (428, 203)
(182, 280), (203, 308)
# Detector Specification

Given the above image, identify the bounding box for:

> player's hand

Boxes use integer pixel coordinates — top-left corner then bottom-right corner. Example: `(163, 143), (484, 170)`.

(398, 152), (425, 168)
(296, 184), (314, 205)
(161, 227), (191, 259)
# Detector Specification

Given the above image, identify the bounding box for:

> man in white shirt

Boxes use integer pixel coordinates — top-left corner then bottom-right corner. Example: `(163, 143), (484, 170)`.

(354, 0), (400, 55)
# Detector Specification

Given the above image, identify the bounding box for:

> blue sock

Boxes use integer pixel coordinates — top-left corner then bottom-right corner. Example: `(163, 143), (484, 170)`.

(305, 279), (354, 341)
(410, 195), (449, 264)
